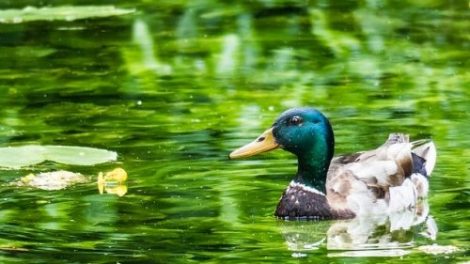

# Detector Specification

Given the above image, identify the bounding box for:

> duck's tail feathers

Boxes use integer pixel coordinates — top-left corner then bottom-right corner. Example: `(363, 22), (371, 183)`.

(411, 139), (437, 177)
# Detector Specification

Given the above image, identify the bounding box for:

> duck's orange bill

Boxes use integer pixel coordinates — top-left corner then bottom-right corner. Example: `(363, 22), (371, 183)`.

(229, 128), (279, 159)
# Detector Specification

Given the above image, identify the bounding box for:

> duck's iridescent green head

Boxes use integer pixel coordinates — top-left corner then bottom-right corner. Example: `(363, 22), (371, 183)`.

(271, 108), (334, 159)
(230, 107), (335, 190)
(230, 107), (334, 160)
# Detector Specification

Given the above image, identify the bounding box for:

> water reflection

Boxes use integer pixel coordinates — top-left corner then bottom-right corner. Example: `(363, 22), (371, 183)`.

(280, 200), (437, 258)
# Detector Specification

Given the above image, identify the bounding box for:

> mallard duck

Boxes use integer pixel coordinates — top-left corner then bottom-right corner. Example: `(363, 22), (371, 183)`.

(230, 107), (436, 219)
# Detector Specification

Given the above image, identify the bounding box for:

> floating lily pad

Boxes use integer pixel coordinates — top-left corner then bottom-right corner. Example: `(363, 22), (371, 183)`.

(0, 6), (135, 24)
(42, 146), (118, 166)
(0, 145), (117, 169)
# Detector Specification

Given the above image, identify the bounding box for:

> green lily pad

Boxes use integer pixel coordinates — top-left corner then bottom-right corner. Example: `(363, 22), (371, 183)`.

(0, 145), (117, 169)
(0, 145), (46, 169)
(0, 6), (135, 24)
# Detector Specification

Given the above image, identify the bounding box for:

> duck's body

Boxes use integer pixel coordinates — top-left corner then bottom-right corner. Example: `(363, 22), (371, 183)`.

(275, 133), (435, 219)
(230, 107), (436, 219)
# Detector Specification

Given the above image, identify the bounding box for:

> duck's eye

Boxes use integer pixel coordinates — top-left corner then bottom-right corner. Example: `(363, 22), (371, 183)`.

(289, 116), (303, 126)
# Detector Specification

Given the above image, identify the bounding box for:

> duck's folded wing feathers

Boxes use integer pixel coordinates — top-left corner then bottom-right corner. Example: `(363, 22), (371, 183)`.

(326, 134), (436, 214)
(329, 133), (413, 189)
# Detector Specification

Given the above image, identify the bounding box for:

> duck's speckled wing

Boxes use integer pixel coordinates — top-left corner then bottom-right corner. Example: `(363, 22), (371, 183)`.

(326, 134), (436, 215)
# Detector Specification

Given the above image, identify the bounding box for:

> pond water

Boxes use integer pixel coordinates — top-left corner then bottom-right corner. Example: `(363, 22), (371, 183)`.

(0, 1), (468, 263)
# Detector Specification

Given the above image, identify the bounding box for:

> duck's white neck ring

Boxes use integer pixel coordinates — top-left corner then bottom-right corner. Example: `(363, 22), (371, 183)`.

(289, 181), (326, 196)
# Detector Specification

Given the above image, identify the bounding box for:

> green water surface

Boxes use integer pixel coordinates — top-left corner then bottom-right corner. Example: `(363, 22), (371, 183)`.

(0, 0), (468, 263)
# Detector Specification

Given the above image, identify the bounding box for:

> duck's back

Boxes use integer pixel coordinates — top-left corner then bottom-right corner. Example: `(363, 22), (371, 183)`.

(326, 133), (437, 216)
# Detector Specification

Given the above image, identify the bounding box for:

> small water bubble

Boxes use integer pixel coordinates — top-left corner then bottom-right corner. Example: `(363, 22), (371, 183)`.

(137, 100), (142, 105)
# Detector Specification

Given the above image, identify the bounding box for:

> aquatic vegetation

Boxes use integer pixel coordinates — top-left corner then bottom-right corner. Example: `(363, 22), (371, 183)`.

(10, 170), (88, 190)
(0, 6), (135, 24)
(0, 145), (117, 168)
(97, 167), (128, 196)
(9, 168), (128, 196)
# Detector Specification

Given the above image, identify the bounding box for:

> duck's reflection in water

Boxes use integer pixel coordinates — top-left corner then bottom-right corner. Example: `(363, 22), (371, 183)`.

(280, 200), (437, 258)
